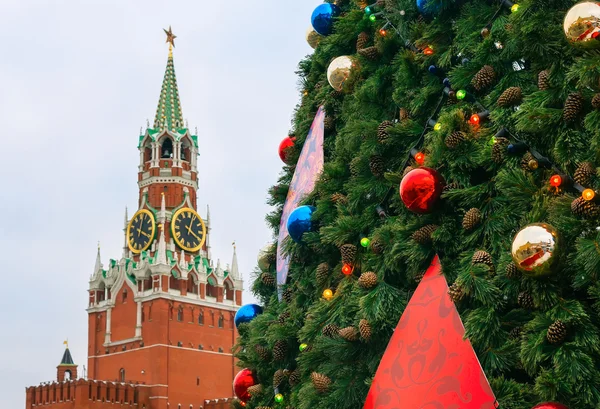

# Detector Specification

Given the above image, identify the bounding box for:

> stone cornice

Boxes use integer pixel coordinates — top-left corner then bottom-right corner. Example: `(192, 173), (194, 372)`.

(138, 176), (197, 190)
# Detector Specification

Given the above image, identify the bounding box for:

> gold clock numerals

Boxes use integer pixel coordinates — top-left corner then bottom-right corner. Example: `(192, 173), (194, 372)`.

(126, 209), (156, 254)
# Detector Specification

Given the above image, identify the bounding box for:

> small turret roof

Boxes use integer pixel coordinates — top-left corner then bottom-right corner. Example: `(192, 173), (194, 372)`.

(59, 348), (75, 366)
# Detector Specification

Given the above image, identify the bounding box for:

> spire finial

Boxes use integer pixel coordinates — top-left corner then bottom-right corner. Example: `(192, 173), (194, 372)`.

(164, 26), (176, 55)
(63, 339), (68, 349)
(153, 28), (183, 131)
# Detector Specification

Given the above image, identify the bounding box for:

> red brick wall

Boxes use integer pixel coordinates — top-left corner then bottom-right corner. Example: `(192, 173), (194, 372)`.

(110, 285), (138, 342)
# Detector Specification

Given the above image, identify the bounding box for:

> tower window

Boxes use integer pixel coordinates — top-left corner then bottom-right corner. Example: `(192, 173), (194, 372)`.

(177, 306), (184, 322)
(218, 347), (223, 353)
(198, 312), (204, 325)
(196, 377), (200, 386)
(120, 368), (125, 382)
(64, 370), (72, 381)
(122, 289), (127, 303)
(218, 315), (224, 328)
(161, 138), (173, 158)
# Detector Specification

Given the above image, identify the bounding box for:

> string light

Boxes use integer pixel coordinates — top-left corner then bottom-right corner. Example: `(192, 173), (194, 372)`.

(299, 343), (308, 352)
(322, 289), (333, 300)
(275, 394), (284, 403)
(414, 151), (425, 165)
(434, 122), (442, 131)
(379, 28), (387, 36)
(550, 174), (562, 187)
(583, 189), (596, 201)
(365, 6), (372, 14)
(342, 264), (353, 275)
(469, 114), (480, 125)
(369, 14), (377, 21)
(511, 3), (520, 12)
(423, 46), (434, 55)
(456, 90), (467, 100)
(360, 237), (371, 247)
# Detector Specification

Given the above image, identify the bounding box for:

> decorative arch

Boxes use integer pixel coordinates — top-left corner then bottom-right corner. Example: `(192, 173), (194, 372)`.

(142, 139), (152, 164)
(181, 136), (192, 162)
(187, 272), (199, 295)
(119, 368), (125, 382)
(160, 137), (174, 158)
(223, 278), (234, 301)
(63, 370), (72, 381)
(206, 274), (218, 298)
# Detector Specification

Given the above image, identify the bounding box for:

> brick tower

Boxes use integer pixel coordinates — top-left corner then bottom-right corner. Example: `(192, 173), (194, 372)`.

(25, 28), (242, 409)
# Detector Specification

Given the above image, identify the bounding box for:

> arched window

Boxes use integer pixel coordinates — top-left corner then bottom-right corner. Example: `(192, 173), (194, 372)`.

(143, 141), (152, 164)
(206, 276), (217, 298)
(198, 311), (204, 325)
(177, 306), (184, 322)
(64, 370), (71, 381)
(120, 368), (125, 382)
(169, 305), (174, 320)
(218, 315), (224, 328)
(122, 289), (128, 303)
(148, 303), (152, 321)
(141, 308), (145, 323)
(224, 280), (234, 301)
(161, 138), (173, 158)
(187, 274), (198, 295)
(181, 139), (191, 162)
(170, 275), (180, 291)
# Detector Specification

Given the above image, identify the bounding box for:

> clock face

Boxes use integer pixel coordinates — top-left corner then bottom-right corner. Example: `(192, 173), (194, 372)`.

(127, 209), (156, 254)
(171, 207), (206, 252)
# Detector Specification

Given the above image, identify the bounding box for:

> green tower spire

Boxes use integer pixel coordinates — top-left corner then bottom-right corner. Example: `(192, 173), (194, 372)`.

(153, 27), (184, 131)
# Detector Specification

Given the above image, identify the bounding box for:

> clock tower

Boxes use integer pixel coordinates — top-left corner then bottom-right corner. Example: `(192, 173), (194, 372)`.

(27, 29), (244, 409)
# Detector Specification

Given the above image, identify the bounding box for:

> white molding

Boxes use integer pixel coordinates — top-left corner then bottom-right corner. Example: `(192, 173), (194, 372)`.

(89, 343), (233, 358)
(133, 293), (240, 312)
(103, 336), (142, 347)
(138, 176), (197, 190)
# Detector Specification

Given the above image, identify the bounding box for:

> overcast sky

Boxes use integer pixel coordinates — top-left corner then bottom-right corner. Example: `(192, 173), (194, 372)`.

(0, 0), (318, 406)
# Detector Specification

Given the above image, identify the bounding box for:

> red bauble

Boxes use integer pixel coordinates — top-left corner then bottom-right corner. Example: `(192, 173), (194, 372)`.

(233, 368), (257, 403)
(399, 167), (445, 214)
(278, 136), (296, 164)
(532, 403), (570, 409)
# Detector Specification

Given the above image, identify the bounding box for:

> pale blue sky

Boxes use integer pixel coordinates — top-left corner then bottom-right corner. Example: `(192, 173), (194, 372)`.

(0, 1), (318, 406)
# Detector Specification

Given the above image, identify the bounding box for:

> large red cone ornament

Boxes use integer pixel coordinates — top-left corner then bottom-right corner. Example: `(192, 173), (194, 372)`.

(363, 255), (498, 409)
(532, 403), (570, 409)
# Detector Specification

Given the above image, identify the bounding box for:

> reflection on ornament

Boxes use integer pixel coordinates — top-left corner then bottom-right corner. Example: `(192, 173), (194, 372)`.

(322, 288), (334, 300)
(399, 167), (445, 214)
(306, 27), (321, 49)
(512, 59), (526, 71)
(311, 3), (341, 36)
(511, 223), (559, 277)
(287, 205), (316, 243)
(564, 2), (600, 48)
(532, 403), (570, 409)
(327, 56), (354, 91)
(233, 368), (257, 403)
(257, 243), (273, 272)
(234, 304), (263, 329)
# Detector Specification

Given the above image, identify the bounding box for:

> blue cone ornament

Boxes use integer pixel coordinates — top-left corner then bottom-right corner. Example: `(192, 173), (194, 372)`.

(311, 3), (341, 36)
(287, 205), (316, 243)
(234, 304), (263, 329)
(416, 0), (441, 15)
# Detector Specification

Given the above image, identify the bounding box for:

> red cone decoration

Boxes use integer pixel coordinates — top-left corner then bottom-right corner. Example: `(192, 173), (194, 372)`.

(399, 167), (445, 214)
(233, 368), (257, 403)
(532, 404), (570, 409)
(363, 256), (497, 409)
(278, 136), (296, 164)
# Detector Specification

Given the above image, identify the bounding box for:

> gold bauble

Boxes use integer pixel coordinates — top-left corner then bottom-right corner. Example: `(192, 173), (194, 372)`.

(564, 2), (600, 49)
(306, 27), (322, 49)
(327, 56), (354, 91)
(257, 243), (273, 272)
(511, 223), (560, 277)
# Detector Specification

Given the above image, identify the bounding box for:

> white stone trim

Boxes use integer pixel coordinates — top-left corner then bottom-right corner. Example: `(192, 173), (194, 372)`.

(138, 176), (197, 190)
(134, 293), (239, 312)
(103, 336), (142, 347)
(88, 343), (233, 358)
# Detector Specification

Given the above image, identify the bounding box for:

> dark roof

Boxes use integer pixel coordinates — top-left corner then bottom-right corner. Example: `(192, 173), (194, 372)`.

(60, 348), (75, 365)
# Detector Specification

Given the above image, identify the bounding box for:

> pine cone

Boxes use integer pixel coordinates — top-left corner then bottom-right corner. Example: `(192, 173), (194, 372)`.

(356, 31), (370, 51)
(282, 288), (293, 304)
(350, 157), (361, 177)
(377, 120), (393, 143)
(322, 323), (340, 338)
(339, 326), (359, 341)
(399, 107), (409, 121)
(359, 319), (372, 340)
(403, 166), (414, 177)
(370, 238), (384, 254)
(278, 311), (291, 324)
(254, 344), (270, 361)
(411, 224), (438, 244)
(571, 196), (600, 218)
(414, 270), (425, 283)
(358, 46), (380, 60)
(518, 292), (534, 309)
(505, 262), (521, 279)
(260, 272), (276, 287)
(509, 326), (523, 340)
(316, 263), (329, 284)
(563, 93), (584, 122)
(547, 320), (567, 344)
(497, 87), (523, 107)
(445, 131), (466, 149)
(331, 192), (348, 205)
(471, 65), (496, 91)
(369, 155), (385, 177)
(324, 115), (335, 131)
(330, 89), (344, 99)
(521, 152), (538, 171)
(462, 208), (482, 231)
(311, 372), (331, 393)
(538, 70), (550, 90)
(273, 369), (285, 388)
(358, 271), (378, 289)
(247, 384), (263, 396)
(256, 406), (272, 409)
(472, 250), (494, 268)
(265, 252), (277, 265)
(574, 162), (595, 186)
(492, 137), (509, 164)
(443, 182), (459, 192)
(288, 369), (301, 386)
(592, 93), (600, 109)
(272, 340), (287, 361)
(448, 282), (464, 303)
(340, 244), (358, 264)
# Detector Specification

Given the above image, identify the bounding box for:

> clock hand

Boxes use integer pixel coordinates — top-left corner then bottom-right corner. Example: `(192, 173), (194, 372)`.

(187, 215), (196, 235)
(137, 229), (151, 238)
(188, 229), (203, 243)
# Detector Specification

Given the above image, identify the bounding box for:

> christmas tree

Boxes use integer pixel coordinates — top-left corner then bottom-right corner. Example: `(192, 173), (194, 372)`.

(234, 0), (600, 408)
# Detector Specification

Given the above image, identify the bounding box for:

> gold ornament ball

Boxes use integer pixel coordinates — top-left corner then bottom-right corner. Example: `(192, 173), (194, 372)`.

(306, 27), (322, 49)
(327, 56), (354, 91)
(511, 223), (560, 277)
(257, 243), (273, 272)
(564, 2), (600, 49)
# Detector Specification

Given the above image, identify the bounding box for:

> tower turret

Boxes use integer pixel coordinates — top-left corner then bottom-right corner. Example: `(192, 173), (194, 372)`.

(57, 343), (77, 382)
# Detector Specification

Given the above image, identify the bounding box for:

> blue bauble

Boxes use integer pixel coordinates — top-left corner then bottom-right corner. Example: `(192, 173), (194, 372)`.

(287, 205), (316, 243)
(234, 304), (263, 329)
(416, 0), (441, 15)
(311, 3), (341, 36)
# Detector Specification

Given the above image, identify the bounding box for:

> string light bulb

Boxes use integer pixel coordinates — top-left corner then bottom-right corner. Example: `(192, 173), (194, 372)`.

(456, 90), (467, 100)
(434, 122), (442, 131)
(423, 46), (434, 55)
(469, 114), (480, 125)
(342, 264), (353, 275)
(511, 3), (520, 12)
(414, 151), (425, 165)
(379, 28), (387, 36)
(275, 394), (284, 403)
(365, 6), (371, 14)
(360, 237), (371, 247)
(550, 174), (562, 187)
(299, 343), (308, 352)
(583, 188), (596, 201)
(322, 288), (333, 300)
(369, 14), (376, 21)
